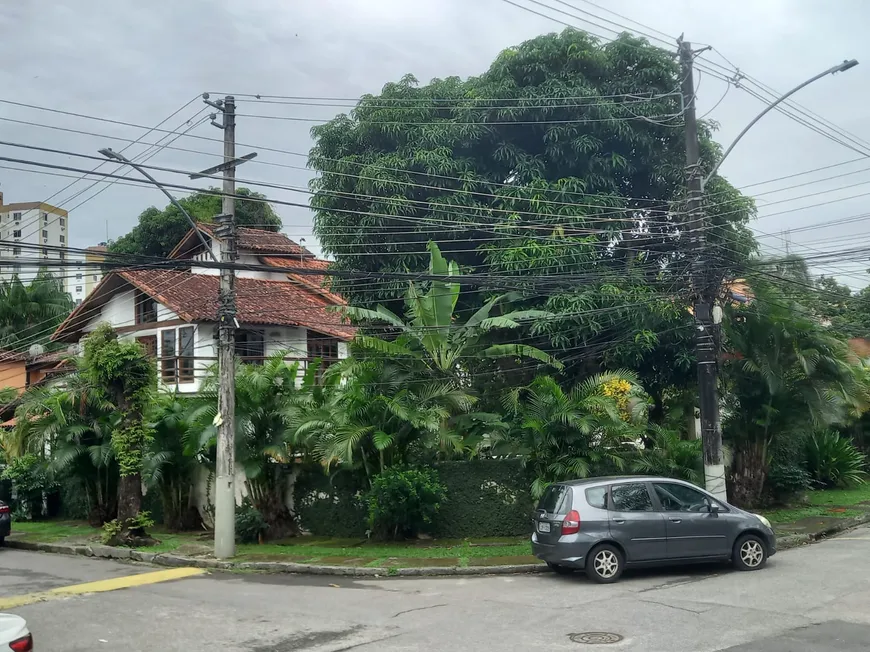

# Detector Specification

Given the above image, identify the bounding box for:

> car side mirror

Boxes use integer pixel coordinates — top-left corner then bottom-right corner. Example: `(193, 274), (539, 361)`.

(707, 501), (720, 514)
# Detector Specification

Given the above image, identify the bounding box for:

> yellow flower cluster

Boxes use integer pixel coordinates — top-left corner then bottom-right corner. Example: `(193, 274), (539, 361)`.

(601, 378), (633, 421)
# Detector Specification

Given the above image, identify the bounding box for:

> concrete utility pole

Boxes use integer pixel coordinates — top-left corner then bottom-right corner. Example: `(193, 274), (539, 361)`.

(678, 41), (857, 502)
(678, 40), (726, 501)
(204, 94), (238, 558)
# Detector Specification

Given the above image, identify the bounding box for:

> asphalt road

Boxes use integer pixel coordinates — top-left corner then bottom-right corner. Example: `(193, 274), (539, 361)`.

(3, 526), (870, 651)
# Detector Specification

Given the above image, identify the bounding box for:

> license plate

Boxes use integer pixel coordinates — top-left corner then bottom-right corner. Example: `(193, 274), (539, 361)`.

(538, 521), (551, 533)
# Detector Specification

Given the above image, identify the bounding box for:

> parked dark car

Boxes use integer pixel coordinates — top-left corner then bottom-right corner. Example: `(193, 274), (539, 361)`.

(530, 476), (776, 583)
(0, 499), (10, 545)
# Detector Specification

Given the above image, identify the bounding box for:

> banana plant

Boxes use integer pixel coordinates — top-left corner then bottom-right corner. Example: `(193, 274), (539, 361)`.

(342, 241), (562, 377)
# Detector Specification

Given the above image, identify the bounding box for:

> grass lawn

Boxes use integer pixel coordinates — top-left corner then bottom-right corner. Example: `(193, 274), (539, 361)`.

(762, 484), (870, 524)
(9, 520), (533, 566)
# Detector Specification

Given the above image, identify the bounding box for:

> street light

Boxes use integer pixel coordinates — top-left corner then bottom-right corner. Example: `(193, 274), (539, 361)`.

(97, 148), (217, 263)
(702, 59), (859, 189)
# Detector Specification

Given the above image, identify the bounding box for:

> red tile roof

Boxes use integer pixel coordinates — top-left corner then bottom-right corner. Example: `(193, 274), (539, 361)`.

(52, 269), (355, 341)
(259, 256), (344, 304)
(195, 224), (313, 256)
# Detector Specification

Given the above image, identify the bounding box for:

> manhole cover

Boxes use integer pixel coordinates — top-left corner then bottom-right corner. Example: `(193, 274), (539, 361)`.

(569, 632), (623, 644)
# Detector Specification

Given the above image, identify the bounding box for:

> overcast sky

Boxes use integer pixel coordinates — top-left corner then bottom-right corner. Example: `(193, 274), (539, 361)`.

(1, 0), (869, 285)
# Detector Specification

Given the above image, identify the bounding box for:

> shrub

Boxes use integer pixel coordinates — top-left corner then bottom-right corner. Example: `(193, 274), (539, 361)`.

(235, 499), (268, 544)
(366, 468), (447, 540)
(630, 426), (703, 485)
(805, 430), (867, 489)
(766, 462), (811, 502)
(0, 454), (56, 519)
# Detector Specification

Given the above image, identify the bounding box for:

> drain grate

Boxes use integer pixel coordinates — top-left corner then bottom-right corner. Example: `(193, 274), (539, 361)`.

(569, 632), (623, 645)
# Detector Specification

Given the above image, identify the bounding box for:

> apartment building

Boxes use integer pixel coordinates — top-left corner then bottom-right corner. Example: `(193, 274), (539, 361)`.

(67, 245), (106, 306)
(0, 192), (68, 284)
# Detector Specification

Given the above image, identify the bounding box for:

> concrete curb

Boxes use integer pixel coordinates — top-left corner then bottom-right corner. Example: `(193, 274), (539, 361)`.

(7, 513), (869, 576)
(3, 538), (548, 577)
(776, 512), (870, 550)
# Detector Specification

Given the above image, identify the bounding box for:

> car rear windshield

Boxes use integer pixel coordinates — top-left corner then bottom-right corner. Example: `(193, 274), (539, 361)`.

(538, 484), (571, 515)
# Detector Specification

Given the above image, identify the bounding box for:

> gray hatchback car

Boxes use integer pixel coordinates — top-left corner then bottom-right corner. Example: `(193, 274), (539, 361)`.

(531, 476), (776, 583)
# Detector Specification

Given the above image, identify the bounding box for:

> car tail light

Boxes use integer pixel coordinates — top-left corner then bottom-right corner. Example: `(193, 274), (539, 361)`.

(0, 503), (10, 514)
(562, 510), (581, 535)
(9, 634), (33, 652)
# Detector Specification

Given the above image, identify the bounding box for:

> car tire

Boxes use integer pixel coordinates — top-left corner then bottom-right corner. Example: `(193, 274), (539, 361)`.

(546, 562), (574, 575)
(732, 534), (768, 571)
(585, 544), (624, 584)
(0, 537), (5, 547)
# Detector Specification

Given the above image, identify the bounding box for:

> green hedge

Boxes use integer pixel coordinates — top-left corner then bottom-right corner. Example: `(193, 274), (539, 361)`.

(295, 470), (368, 538)
(296, 460), (534, 539)
(431, 460), (534, 538)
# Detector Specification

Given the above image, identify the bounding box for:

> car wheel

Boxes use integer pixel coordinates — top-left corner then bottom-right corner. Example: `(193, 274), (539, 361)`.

(546, 562), (574, 575)
(732, 534), (768, 571)
(0, 536), (5, 547)
(585, 544), (624, 584)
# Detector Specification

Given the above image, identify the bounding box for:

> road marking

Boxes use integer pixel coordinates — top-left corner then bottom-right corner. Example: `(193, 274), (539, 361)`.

(0, 567), (206, 610)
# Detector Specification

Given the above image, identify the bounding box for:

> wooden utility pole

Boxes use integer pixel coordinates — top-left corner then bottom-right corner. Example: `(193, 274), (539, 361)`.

(679, 40), (726, 501)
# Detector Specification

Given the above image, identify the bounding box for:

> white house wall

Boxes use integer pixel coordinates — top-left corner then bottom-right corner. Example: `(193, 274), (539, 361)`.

(191, 252), (288, 281)
(82, 289), (179, 333)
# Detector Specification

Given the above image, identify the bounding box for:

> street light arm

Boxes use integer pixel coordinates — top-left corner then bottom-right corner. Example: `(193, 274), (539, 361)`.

(702, 59), (858, 188)
(98, 148), (219, 263)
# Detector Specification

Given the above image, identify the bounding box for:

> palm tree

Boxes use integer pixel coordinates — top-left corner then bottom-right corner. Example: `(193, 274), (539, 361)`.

(343, 241), (562, 380)
(0, 271), (73, 350)
(144, 393), (202, 531)
(299, 359), (477, 484)
(9, 369), (120, 525)
(723, 280), (870, 507)
(192, 353), (313, 538)
(498, 372), (642, 498)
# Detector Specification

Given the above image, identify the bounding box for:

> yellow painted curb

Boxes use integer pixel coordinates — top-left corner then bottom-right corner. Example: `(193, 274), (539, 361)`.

(0, 567), (205, 610)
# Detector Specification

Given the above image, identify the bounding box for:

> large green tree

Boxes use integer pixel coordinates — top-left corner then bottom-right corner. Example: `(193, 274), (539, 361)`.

(310, 29), (755, 387)
(109, 188), (282, 258)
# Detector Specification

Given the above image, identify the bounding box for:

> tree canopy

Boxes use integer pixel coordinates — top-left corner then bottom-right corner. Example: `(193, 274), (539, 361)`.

(109, 188), (281, 258)
(310, 29), (756, 388)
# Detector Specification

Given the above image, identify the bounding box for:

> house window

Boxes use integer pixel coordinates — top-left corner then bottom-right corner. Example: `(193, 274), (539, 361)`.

(135, 290), (157, 324)
(75, 286), (82, 293)
(161, 329), (177, 383)
(235, 329), (265, 364)
(308, 335), (339, 378)
(136, 335), (157, 358)
(75, 273), (82, 280)
(92, 274), (98, 281)
(42, 230), (48, 238)
(12, 247), (20, 256)
(42, 248), (48, 257)
(12, 230), (20, 238)
(178, 326), (195, 383)
(13, 212), (20, 220)
(59, 217), (65, 227)
(60, 235), (65, 243)
(75, 299), (82, 307)
(42, 213), (48, 222)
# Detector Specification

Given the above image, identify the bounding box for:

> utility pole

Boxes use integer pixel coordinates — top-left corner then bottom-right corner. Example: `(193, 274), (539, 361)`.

(679, 40), (726, 501)
(204, 94), (238, 558)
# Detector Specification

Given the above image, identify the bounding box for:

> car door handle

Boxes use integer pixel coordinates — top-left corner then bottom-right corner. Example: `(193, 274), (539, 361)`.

(669, 518), (682, 524)
(612, 519), (625, 524)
